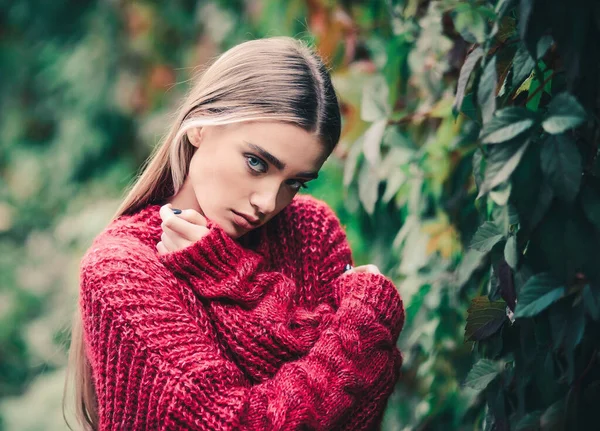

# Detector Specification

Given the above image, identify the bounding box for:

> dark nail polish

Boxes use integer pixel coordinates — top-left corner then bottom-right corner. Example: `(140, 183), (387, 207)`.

(344, 264), (353, 272)
(172, 208), (182, 214)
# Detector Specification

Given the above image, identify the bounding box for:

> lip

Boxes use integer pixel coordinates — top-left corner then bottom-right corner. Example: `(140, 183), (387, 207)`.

(231, 211), (261, 229)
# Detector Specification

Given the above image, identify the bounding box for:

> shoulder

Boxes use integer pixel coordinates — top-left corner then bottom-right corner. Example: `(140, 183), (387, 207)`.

(81, 230), (153, 271)
(270, 195), (348, 249)
(80, 208), (165, 294)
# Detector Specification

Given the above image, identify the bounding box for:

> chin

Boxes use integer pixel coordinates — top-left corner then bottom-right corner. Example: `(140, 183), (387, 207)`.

(216, 219), (243, 239)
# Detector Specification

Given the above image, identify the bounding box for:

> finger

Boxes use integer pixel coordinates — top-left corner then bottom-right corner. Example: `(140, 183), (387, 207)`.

(161, 228), (182, 252)
(366, 264), (381, 274)
(176, 208), (207, 226)
(156, 241), (169, 256)
(349, 265), (381, 275)
(160, 208), (206, 241)
(159, 204), (178, 224)
(162, 224), (191, 249)
(159, 203), (207, 227)
(348, 265), (367, 273)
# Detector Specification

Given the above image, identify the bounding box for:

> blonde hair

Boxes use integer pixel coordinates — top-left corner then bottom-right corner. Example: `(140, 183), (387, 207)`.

(62, 36), (341, 430)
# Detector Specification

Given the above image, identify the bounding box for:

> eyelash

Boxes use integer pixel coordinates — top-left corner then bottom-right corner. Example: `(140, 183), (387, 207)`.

(245, 155), (308, 191)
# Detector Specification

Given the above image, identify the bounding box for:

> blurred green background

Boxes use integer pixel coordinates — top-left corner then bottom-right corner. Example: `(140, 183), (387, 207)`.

(0, 0), (488, 429)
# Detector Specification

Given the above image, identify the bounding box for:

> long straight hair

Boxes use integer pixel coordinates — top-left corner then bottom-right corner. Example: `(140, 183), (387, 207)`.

(62, 36), (341, 430)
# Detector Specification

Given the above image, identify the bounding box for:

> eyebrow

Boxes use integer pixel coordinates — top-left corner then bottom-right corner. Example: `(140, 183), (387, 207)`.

(245, 142), (319, 179)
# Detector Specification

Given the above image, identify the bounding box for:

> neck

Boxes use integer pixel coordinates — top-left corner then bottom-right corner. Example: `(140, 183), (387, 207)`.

(165, 176), (205, 217)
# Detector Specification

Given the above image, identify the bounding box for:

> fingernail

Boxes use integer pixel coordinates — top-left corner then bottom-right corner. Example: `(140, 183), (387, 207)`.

(344, 264), (353, 272)
(172, 208), (182, 214)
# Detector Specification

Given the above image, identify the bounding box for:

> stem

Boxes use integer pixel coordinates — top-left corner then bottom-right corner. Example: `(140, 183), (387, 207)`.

(523, 70), (556, 105)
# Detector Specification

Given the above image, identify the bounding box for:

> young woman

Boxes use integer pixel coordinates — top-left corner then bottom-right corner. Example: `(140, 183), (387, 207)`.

(64, 36), (405, 431)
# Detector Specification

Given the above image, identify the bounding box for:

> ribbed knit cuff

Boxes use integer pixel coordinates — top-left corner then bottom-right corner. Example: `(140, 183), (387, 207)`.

(159, 220), (263, 288)
(333, 272), (405, 340)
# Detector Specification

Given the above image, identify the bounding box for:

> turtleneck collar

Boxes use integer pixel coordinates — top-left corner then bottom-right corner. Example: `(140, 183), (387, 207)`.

(114, 203), (270, 255)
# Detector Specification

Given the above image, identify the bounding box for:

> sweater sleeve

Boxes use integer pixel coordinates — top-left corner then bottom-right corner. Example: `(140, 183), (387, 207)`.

(80, 235), (403, 430)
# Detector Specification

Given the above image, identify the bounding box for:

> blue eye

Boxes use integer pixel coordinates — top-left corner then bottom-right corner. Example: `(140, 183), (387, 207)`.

(246, 155), (267, 173)
(245, 154), (308, 191)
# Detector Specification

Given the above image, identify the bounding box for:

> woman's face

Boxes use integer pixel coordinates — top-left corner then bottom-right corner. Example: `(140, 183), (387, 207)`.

(175, 121), (328, 239)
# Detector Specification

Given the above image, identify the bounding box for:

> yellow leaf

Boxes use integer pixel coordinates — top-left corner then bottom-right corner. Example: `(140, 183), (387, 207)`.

(514, 72), (533, 98)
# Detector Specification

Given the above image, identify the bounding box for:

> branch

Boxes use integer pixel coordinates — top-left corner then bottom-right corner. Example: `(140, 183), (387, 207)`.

(523, 70), (557, 105)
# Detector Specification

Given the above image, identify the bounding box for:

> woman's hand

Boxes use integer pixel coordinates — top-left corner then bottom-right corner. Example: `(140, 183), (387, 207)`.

(344, 264), (381, 276)
(334, 263), (385, 307)
(156, 204), (210, 256)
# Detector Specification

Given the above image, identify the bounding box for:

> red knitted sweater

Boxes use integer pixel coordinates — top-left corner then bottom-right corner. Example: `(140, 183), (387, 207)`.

(79, 195), (405, 430)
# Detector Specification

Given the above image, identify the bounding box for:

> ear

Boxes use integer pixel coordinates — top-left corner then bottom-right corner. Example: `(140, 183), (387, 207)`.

(186, 127), (203, 148)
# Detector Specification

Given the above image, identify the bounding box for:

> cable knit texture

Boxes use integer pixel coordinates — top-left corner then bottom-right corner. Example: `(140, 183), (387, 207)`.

(79, 195), (405, 430)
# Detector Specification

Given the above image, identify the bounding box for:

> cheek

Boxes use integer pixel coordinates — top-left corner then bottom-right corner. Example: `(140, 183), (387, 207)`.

(270, 191), (295, 217)
(197, 155), (249, 197)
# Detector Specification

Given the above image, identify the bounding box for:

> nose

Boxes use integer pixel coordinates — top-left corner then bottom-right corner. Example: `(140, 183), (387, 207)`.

(249, 183), (279, 216)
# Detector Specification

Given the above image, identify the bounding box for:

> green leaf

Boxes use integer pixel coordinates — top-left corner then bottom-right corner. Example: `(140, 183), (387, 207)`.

(514, 273), (565, 318)
(498, 260), (517, 310)
(540, 134), (582, 203)
(508, 204), (520, 225)
(526, 66), (552, 111)
(512, 44), (536, 88)
(343, 137), (363, 186)
(529, 181), (554, 229)
(514, 72), (533, 98)
(490, 185), (512, 208)
(465, 296), (507, 341)
(454, 47), (484, 116)
(478, 56), (497, 124)
(542, 92), (587, 134)
(457, 248), (486, 286)
(504, 236), (518, 269)
(564, 301), (585, 352)
(581, 185), (600, 229)
(362, 119), (387, 165)
(476, 5), (496, 20)
(536, 35), (553, 59)
(461, 93), (479, 124)
(549, 300), (585, 359)
(481, 107), (537, 144)
(473, 148), (484, 190)
(357, 161), (379, 214)
(490, 182), (511, 206)
(361, 75), (390, 122)
(478, 138), (531, 197)
(464, 359), (502, 390)
(514, 411), (542, 431)
(470, 222), (504, 253)
(583, 284), (600, 320)
(404, 284), (431, 328)
(381, 171), (404, 203)
(454, 8), (486, 43)
(540, 398), (566, 430)
(532, 351), (561, 406)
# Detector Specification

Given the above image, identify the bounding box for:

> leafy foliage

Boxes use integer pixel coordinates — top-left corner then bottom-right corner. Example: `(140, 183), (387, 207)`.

(453, 0), (600, 428)
(336, 0), (600, 428)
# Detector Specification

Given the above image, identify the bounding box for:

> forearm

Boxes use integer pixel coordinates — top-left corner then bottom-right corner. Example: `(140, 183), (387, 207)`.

(164, 305), (402, 431)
